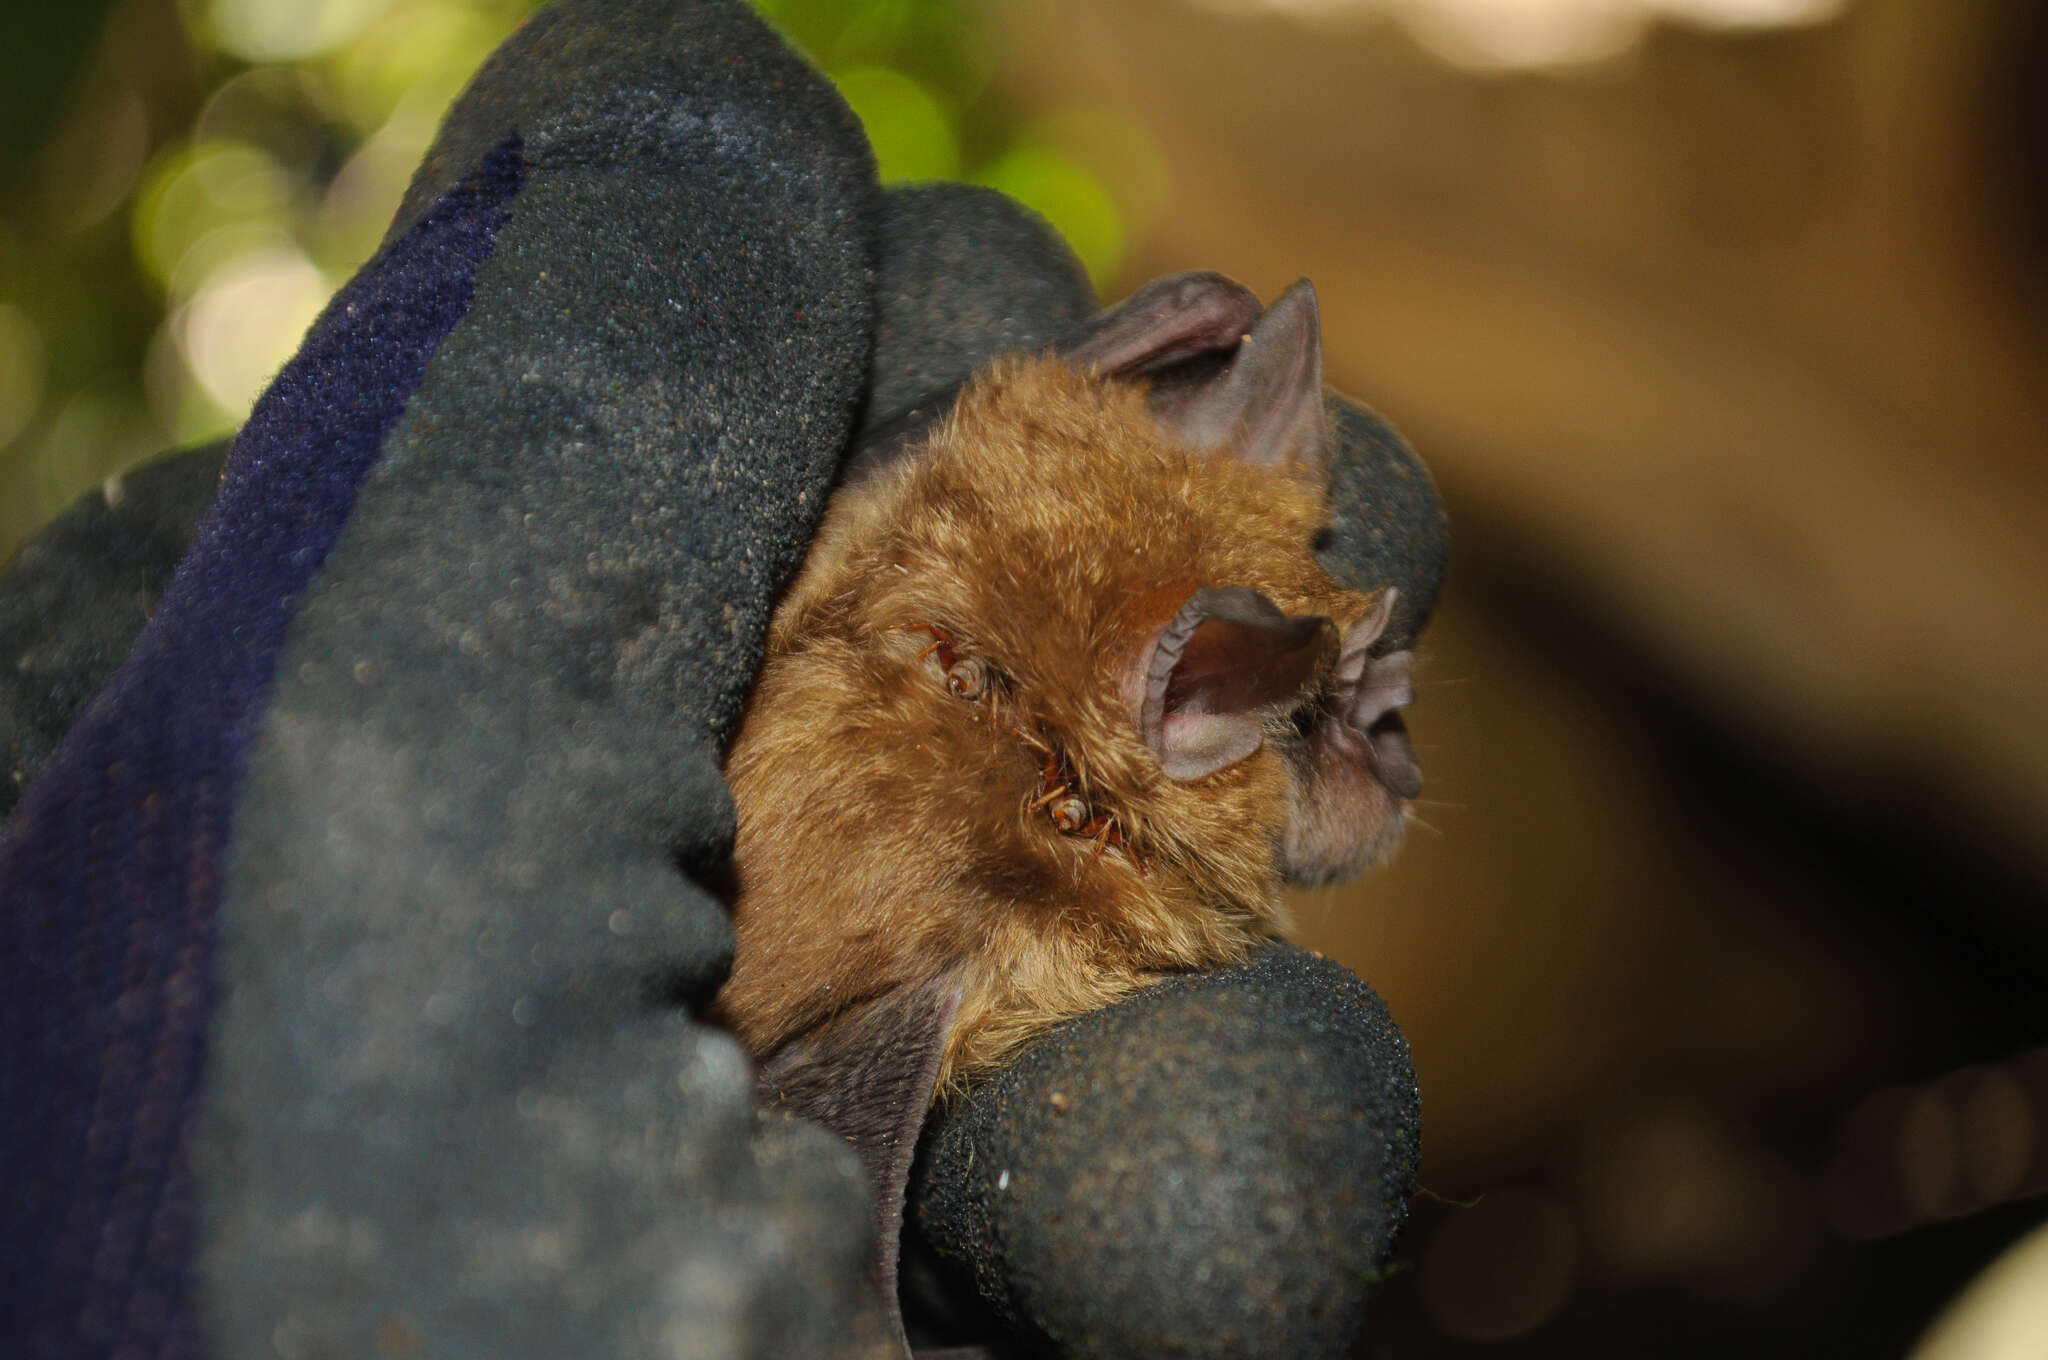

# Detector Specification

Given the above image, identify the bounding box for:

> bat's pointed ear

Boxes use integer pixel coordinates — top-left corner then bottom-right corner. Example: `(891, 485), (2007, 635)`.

(1059, 270), (1263, 377)
(1155, 279), (1329, 486)
(756, 978), (963, 1354)
(840, 271), (1260, 496)
(1133, 586), (1336, 781)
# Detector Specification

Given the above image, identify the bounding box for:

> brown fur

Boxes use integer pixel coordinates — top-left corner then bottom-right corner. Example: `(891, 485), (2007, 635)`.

(712, 356), (1387, 1091)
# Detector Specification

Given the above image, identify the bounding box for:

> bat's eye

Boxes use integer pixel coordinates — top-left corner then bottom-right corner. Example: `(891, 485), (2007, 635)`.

(1050, 795), (1091, 834)
(946, 658), (989, 701)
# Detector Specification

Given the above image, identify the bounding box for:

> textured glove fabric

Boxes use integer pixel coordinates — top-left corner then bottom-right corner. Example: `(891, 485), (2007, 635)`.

(865, 183), (1098, 422)
(0, 441), (226, 818)
(1, 1), (887, 1355)
(1321, 395), (1444, 652)
(908, 943), (1421, 1359)
(0, 136), (526, 1360)
(0, 6), (1439, 1351)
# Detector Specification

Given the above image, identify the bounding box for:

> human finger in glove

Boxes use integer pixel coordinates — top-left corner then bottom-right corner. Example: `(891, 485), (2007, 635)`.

(0, 2), (1439, 1356)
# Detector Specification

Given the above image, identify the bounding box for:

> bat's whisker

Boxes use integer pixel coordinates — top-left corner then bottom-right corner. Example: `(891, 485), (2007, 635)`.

(1028, 784), (1070, 811)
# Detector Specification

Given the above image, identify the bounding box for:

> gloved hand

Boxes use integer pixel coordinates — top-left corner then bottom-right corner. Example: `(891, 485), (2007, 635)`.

(0, 2), (1440, 1356)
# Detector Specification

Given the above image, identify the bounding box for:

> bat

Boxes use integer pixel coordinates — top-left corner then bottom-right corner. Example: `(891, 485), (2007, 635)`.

(708, 273), (1420, 1342)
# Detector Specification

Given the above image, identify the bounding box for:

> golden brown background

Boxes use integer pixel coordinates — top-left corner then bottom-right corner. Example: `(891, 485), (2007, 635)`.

(3, 0), (2043, 1354)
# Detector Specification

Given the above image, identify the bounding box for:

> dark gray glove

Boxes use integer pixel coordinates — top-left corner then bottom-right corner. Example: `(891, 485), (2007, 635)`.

(0, 3), (1439, 1355)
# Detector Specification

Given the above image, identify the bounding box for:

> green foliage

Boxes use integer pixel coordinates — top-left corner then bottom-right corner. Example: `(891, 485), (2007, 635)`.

(0, 0), (1161, 564)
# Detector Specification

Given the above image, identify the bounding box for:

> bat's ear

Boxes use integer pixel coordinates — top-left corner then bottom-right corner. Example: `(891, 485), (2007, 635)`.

(1152, 279), (1330, 487)
(756, 978), (963, 1353)
(1133, 586), (1336, 781)
(840, 270), (1269, 495)
(1059, 270), (1263, 377)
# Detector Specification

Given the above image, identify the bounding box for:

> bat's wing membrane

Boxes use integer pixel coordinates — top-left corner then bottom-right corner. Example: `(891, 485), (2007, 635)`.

(756, 976), (965, 1355)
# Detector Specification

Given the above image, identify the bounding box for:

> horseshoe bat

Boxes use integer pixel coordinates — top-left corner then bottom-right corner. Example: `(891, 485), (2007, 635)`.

(709, 273), (1420, 1342)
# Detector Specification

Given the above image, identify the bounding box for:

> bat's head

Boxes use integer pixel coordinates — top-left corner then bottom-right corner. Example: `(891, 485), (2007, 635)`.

(724, 274), (1420, 1091)
(789, 279), (1418, 950)
(1070, 278), (1421, 885)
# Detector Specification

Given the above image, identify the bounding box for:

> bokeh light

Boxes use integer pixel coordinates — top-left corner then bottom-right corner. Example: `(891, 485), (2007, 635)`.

(175, 243), (330, 425)
(1912, 1220), (2048, 1360)
(133, 141), (297, 292)
(1183, 0), (1848, 69)
(0, 0), (1149, 566)
(202, 0), (400, 64)
(976, 145), (1126, 287)
(0, 305), (46, 451)
(835, 67), (961, 182)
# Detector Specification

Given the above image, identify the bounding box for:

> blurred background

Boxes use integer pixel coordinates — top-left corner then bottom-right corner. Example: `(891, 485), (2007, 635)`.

(2, 0), (2044, 1354)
